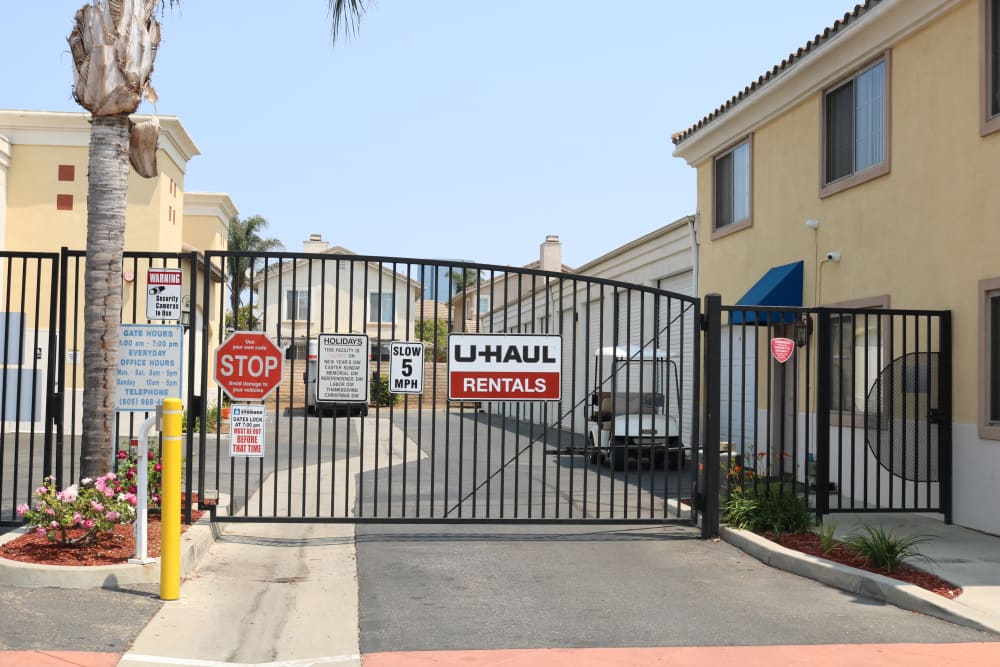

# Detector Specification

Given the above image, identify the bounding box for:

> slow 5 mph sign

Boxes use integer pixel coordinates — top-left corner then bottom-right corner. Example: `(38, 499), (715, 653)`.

(215, 332), (284, 401)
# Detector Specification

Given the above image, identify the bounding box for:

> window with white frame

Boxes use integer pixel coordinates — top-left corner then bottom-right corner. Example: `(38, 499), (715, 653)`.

(285, 289), (308, 321)
(477, 295), (490, 314)
(713, 139), (750, 231)
(369, 292), (394, 323)
(823, 57), (888, 191)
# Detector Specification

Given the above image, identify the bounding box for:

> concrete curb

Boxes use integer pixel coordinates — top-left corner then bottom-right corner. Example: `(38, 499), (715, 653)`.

(720, 525), (1000, 636)
(0, 517), (218, 589)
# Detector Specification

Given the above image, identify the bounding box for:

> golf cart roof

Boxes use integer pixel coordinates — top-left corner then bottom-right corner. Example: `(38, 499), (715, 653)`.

(594, 345), (667, 361)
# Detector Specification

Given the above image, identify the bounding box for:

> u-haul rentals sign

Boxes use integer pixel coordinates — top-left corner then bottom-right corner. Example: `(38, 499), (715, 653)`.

(448, 334), (561, 401)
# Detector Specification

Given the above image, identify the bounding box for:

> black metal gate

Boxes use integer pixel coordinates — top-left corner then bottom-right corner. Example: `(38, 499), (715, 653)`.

(195, 251), (702, 528)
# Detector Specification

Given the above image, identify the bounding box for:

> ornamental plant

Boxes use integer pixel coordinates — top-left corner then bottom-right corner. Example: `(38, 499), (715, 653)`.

(16, 474), (137, 546)
(115, 447), (163, 507)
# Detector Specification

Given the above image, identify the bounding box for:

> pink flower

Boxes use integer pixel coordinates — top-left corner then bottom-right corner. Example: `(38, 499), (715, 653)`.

(153, 494), (161, 504)
(82, 519), (94, 529)
(104, 472), (116, 481)
(129, 485), (137, 494)
(95, 478), (107, 492)
(103, 487), (114, 498)
(105, 511), (119, 521)
(153, 463), (162, 472)
(45, 508), (55, 516)
(117, 450), (129, 460)
(148, 450), (155, 460)
(124, 493), (137, 506)
(34, 526), (46, 537)
(49, 520), (58, 528)
(90, 501), (104, 512)
(126, 468), (136, 479)
(15, 504), (29, 516)
(35, 486), (47, 495)
(56, 489), (76, 502)
(72, 512), (82, 526)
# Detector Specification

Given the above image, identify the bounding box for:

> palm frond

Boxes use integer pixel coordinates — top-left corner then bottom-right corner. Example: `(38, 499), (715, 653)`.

(328, 0), (370, 45)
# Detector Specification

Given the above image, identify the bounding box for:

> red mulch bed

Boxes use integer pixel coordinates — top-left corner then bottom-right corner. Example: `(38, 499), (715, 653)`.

(0, 508), (204, 567)
(773, 531), (961, 599)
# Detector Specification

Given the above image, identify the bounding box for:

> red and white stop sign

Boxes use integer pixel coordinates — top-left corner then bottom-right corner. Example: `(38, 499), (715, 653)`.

(215, 332), (284, 401)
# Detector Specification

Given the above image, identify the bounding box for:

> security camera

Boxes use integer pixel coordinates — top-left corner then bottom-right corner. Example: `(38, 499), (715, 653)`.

(824, 251), (842, 262)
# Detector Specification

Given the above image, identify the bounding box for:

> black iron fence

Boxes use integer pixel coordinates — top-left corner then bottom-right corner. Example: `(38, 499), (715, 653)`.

(0, 251), (952, 537)
(702, 294), (952, 531)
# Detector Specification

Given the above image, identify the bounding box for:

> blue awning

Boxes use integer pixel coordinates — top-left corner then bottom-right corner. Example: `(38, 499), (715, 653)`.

(730, 260), (803, 324)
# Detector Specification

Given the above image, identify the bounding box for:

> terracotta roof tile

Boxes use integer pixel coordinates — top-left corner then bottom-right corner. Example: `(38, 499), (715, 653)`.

(672, 1), (882, 146)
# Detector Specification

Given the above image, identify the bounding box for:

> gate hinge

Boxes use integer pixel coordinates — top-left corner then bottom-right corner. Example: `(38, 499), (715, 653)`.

(699, 314), (708, 331)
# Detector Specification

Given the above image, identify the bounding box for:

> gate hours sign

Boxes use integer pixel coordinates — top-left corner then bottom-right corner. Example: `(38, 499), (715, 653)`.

(316, 333), (370, 402)
(389, 341), (423, 394)
(229, 404), (265, 457)
(116, 324), (183, 411)
(448, 334), (561, 401)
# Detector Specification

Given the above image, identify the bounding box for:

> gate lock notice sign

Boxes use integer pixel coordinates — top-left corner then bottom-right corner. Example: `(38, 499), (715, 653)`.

(230, 404), (265, 457)
(448, 334), (561, 401)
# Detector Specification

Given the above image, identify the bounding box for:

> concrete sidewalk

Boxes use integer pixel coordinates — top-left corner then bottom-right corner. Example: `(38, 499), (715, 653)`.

(116, 521), (361, 667)
(722, 511), (1000, 635)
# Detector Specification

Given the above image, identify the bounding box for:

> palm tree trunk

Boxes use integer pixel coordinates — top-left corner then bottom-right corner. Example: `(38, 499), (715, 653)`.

(81, 114), (130, 480)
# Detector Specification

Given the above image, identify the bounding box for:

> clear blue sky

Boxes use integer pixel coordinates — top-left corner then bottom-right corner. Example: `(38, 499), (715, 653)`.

(3, 1), (854, 269)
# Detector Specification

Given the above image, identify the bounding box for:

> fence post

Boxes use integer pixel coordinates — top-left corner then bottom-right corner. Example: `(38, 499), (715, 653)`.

(938, 311), (953, 524)
(815, 309), (831, 516)
(702, 293), (722, 538)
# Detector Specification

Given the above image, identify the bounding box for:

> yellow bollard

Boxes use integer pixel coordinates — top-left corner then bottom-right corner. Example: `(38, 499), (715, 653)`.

(160, 397), (183, 601)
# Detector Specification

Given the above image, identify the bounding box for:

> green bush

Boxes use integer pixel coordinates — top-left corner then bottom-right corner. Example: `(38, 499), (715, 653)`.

(818, 519), (838, 553)
(845, 524), (935, 573)
(370, 375), (399, 407)
(722, 482), (813, 536)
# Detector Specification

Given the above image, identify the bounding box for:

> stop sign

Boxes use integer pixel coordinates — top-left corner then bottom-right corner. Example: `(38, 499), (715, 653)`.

(215, 332), (284, 401)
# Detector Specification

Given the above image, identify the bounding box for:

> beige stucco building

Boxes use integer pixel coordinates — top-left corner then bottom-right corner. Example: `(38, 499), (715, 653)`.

(0, 109), (232, 429)
(673, 0), (1000, 535)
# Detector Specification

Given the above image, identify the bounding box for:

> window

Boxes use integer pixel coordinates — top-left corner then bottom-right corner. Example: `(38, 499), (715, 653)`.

(477, 295), (490, 314)
(713, 138), (751, 234)
(822, 56), (889, 196)
(285, 289), (308, 321)
(369, 292), (394, 323)
(979, 278), (1000, 439)
(982, 0), (1000, 134)
(830, 312), (883, 413)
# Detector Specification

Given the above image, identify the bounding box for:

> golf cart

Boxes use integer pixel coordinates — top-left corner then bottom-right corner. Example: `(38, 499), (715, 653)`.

(587, 345), (684, 470)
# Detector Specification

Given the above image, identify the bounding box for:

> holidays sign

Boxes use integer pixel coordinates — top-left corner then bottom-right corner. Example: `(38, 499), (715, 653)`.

(229, 404), (265, 457)
(316, 333), (370, 402)
(448, 334), (561, 401)
(146, 268), (182, 320)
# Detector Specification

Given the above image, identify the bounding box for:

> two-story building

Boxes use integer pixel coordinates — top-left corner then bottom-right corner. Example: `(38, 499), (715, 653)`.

(673, 0), (1000, 535)
(0, 109), (231, 431)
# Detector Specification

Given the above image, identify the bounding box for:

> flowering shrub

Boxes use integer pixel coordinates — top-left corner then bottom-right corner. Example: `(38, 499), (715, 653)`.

(115, 448), (163, 507)
(16, 475), (137, 545)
